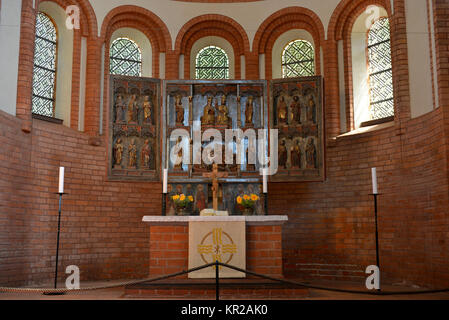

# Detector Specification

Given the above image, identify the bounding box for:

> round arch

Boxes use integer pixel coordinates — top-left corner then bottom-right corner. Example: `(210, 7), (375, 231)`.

(253, 6), (325, 80)
(174, 14), (250, 79)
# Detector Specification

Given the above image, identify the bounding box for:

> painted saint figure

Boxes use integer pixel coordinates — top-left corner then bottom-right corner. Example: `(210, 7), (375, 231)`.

(307, 96), (316, 123)
(291, 139), (301, 169)
(279, 140), (288, 169)
(195, 184), (207, 213)
(143, 95), (152, 123)
(115, 94), (125, 123)
(141, 139), (151, 169)
(306, 138), (317, 169)
(216, 95), (230, 126)
(277, 96), (288, 125)
(174, 136), (183, 170)
(128, 138), (137, 168)
(175, 95), (184, 125)
(113, 138), (124, 167)
(291, 96), (301, 124)
(127, 94), (137, 123)
(245, 96), (254, 126)
(201, 96), (215, 125)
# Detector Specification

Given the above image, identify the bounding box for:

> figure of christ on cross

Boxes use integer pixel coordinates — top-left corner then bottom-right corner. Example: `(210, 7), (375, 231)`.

(202, 163), (228, 212)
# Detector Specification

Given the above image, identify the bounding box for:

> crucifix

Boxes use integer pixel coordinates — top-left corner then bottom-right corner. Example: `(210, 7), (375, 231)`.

(202, 163), (228, 211)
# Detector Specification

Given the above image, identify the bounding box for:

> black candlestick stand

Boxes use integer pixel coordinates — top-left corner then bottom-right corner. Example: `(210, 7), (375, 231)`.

(371, 193), (380, 268)
(44, 192), (67, 295)
(371, 193), (381, 291)
(264, 192), (268, 215)
(162, 193), (167, 216)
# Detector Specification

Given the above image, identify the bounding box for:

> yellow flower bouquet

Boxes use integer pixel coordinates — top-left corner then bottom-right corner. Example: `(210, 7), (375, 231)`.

(172, 194), (194, 209)
(236, 193), (260, 209)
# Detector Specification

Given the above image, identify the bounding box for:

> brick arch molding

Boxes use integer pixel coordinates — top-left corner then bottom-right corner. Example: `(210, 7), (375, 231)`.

(174, 14), (251, 80)
(327, 0), (404, 131)
(253, 7), (326, 80)
(16, 0), (98, 133)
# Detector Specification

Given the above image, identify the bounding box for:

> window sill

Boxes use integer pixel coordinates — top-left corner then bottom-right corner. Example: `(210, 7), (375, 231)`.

(32, 113), (63, 125)
(337, 119), (394, 139)
(360, 116), (394, 128)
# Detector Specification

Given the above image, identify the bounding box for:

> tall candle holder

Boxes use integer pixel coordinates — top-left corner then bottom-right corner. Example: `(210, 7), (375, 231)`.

(371, 193), (380, 269)
(44, 192), (67, 295)
(162, 168), (168, 216)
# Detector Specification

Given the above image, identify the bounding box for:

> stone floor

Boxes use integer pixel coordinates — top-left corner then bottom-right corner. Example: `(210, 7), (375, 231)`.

(1, 279), (448, 300)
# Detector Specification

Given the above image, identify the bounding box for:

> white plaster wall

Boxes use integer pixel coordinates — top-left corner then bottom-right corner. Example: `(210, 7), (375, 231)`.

(39, 1), (74, 127)
(110, 28), (152, 77)
(0, 0), (22, 116)
(189, 36), (235, 79)
(271, 29), (315, 79)
(90, 0), (341, 49)
(338, 39), (347, 132)
(78, 37), (87, 131)
(405, 0), (434, 118)
(351, 7), (388, 128)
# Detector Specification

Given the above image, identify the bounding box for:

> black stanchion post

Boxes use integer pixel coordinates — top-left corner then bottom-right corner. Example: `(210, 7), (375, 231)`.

(44, 192), (67, 296)
(162, 193), (167, 216)
(264, 193), (268, 215)
(215, 260), (219, 301)
(373, 193), (380, 268)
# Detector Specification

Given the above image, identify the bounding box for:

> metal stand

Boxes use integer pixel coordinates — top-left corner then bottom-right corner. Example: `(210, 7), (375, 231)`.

(162, 193), (167, 216)
(371, 193), (380, 268)
(264, 192), (268, 215)
(371, 193), (381, 291)
(44, 193), (67, 295)
(215, 260), (220, 301)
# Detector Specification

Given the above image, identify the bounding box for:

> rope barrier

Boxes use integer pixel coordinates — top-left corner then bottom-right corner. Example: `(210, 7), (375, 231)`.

(1, 261), (448, 296)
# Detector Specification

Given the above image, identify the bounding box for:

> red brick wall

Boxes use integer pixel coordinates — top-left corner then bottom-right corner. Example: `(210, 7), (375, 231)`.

(0, 111), (161, 286)
(149, 225), (283, 278)
(271, 108), (449, 287)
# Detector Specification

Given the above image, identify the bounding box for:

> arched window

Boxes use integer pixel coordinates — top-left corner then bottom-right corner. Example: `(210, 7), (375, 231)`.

(195, 46), (229, 79)
(32, 12), (57, 117)
(367, 17), (394, 119)
(110, 38), (142, 77)
(282, 40), (315, 78)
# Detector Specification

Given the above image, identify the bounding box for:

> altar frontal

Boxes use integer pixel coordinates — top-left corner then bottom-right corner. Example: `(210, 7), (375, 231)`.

(188, 219), (246, 278)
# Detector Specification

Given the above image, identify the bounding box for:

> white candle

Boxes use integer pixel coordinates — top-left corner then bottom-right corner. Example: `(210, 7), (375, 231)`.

(163, 168), (168, 194)
(371, 167), (378, 194)
(58, 167), (64, 194)
(263, 168), (268, 193)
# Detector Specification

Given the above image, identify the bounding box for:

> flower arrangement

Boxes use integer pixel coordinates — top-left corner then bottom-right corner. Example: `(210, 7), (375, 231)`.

(172, 194), (194, 209)
(236, 194), (260, 209)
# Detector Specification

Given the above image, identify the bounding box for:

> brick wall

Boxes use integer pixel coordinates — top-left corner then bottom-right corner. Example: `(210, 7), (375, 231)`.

(272, 108), (449, 288)
(0, 111), (161, 286)
(148, 225), (283, 278)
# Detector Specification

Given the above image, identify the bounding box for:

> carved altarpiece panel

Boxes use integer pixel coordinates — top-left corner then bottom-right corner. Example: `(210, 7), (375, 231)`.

(270, 76), (324, 182)
(163, 80), (268, 215)
(108, 75), (161, 181)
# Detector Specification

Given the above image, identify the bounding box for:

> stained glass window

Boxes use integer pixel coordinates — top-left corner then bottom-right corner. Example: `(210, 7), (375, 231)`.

(32, 12), (57, 117)
(282, 40), (315, 78)
(110, 38), (142, 77)
(195, 46), (229, 80)
(367, 18), (394, 120)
